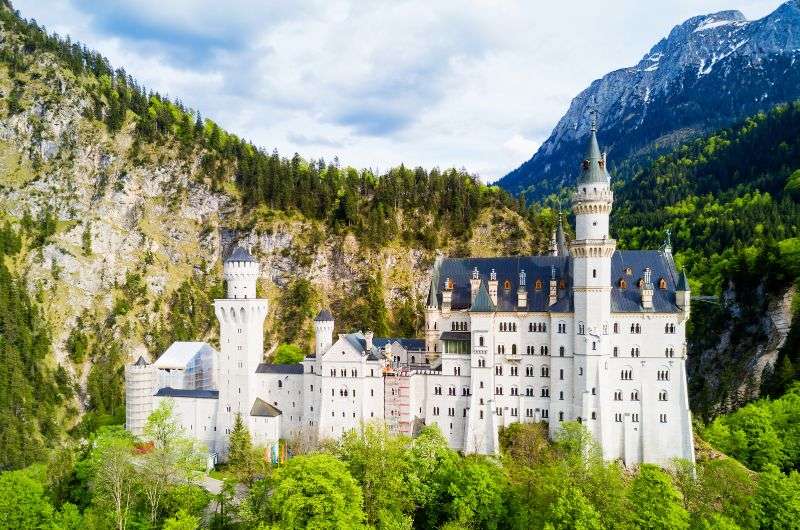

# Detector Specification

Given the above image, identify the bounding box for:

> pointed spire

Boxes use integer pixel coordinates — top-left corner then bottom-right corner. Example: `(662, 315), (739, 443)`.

(578, 113), (610, 185)
(426, 278), (438, 309)
(676, 269), (690, 291)
(555, 213), (568, 257)
(470, 280), (496, 313)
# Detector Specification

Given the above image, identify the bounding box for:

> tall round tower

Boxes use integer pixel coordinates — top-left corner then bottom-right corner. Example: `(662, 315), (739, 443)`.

(570, 118), (616, 438)
(314, 309), (334, 356)
(125, 355), (156, 436)
(223, 246), (260, 299)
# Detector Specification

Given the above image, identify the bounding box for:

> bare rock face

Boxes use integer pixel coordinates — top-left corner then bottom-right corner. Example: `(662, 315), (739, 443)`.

(499, 0), (800, 200)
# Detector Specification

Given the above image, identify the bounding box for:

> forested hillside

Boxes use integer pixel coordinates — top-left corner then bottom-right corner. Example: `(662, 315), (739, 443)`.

(611, 102), (800, 416)
(0, 1), (554, 457)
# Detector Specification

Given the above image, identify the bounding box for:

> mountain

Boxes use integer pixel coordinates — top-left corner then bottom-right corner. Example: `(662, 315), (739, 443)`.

(498, 0), (800, 200)
(0, 1), (555, 454)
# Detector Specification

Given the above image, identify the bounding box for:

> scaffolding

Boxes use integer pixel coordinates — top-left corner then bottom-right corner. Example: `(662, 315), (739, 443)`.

(385, 367), (412, 436)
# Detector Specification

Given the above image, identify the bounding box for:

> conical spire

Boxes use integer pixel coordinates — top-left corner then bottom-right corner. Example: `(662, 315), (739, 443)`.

(426, 277), (438, 309)
(578, 119), (610, 184)
(555, 213), (568, 257)
(676, 269), (690, 291)
(470, 280), (495, 313)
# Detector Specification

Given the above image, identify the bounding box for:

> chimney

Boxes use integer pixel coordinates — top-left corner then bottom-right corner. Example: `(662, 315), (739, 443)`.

(442, 278), (452, 313)
(364, 331), (374, 351)
(549, 265), (558, 306)
(470, 267), (481, 304)
(517, 269), (527, 309)
(488, 269), (498, 306)
(641, 267), (653, 309)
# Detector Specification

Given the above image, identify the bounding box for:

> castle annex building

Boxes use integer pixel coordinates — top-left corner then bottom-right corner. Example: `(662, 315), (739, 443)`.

(125, 125), (695, 466)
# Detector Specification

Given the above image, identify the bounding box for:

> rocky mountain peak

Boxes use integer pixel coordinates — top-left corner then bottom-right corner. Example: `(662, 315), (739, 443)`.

(498, 1), (800, 201)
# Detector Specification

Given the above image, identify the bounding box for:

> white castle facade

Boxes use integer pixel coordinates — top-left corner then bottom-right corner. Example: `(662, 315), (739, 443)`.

(125, 126), (695, 467)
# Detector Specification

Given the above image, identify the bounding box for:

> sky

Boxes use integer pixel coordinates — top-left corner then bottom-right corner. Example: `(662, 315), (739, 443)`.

(13, 0), (785, 182)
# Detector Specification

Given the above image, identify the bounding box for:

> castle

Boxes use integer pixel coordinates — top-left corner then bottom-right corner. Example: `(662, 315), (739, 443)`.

(125, 125), (695, 466)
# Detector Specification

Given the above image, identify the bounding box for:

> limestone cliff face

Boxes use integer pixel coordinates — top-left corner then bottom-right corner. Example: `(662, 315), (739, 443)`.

(0, 44), (535, 412)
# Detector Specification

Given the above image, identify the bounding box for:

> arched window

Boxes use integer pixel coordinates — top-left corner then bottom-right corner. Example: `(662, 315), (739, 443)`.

(613, 390), (622, 401)
(278, 380), (283, 388)
(559, 346), (565, 357)
(592, 269), (597, 278)
(618, 278), (627, 288)
(503, 280), (511, 290)
(479, 336), (484, 347)
(578, 322), (585, 335)
(631, 390), (640, 401)
(529, 323), (533, 332)
(541, 365), (550, 377)
(659, 390), (668, 401)
(511, 344), (517, 356)
(659, 278), (667, 289)
(637, 278), (644, 288)
(535, 279), (543, 290)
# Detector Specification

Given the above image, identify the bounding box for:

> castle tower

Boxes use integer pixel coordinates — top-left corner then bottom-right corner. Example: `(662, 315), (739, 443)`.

(214, 246), (268, 455)
(570, 119), (616, 439)
(125, 355), (156, 436)
(314, 309), (335, 356)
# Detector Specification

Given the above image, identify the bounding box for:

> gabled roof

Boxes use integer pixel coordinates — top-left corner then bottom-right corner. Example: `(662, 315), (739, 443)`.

(154, 342), (216, 370)
(255, 363), (304, 374)
(314, 308), (334, 322)
(154, 387), (219, 399)
(226, 246), (256, 263)
(372, 338), (426, 351)
(470, 280), (496, 312)
(133, 355), (149, 367)
(432, 250), (679, 314)
(250, 397), (282, 417)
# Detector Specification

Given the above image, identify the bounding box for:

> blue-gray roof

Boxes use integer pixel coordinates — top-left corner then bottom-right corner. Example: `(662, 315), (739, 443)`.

(226, 246), (256, 263)
(314, 309), (334, 322)
(676, 269), (690, 291)
(470, 280), (496, 312)
(343, 332), (385, 361)
(155, 387), (219, 399)
(373, 338), (426, 351)
(256, 363), (304, 374)
(578, 128), (610, 184)
(434, 250), (679, 313)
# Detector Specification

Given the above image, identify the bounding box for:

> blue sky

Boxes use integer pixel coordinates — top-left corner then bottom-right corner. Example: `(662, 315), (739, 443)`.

(14, 0), (784, 181)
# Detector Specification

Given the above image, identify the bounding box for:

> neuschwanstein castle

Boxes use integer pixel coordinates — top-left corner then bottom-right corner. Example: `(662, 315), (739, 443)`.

(125, 125), (695, 466)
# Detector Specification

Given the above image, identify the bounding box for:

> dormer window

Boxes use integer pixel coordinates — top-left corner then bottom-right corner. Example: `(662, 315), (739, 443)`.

(658, 278), (667, 289)
(637, 278), (644, 288)
(625, 267), (633, 276)
(582, 160), (589, 170)
(559, 280), (566, 289)
(503, 280), (511, 290)
(446, 278), (453, 290)
(534, 279), (542, 290)
(618, 278), (627, 289)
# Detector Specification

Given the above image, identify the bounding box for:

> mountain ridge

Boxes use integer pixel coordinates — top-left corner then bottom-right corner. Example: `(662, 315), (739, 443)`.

(498, 0), (800, 200)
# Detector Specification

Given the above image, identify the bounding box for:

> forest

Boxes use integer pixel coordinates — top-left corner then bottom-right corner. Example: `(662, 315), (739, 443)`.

(4, 396), (800, 530)
(1, 0), (800, 528)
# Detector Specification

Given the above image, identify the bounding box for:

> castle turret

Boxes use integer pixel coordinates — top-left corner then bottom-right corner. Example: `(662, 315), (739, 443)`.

(676, 269), (690, 316)
(214, 246), (268, 455)
(570, 118), (616, 439)
(314, 309), (335, 356)
(125, 355), (156, 436)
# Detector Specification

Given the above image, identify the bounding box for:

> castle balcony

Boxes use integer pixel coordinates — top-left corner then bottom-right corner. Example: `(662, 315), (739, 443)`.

(569, 238), (617, 258)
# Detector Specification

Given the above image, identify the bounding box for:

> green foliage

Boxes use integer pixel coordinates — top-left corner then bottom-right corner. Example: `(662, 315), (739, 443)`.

(0, 222), (70, 470)
(81, 222), (92, 256)
(228, 413), (263, 486)
(0, 467), (55, 528)
(272, 343), (304, 364)
(163, 509), (200, 530)
(276, 278), (320, 349)
(336, 270), (389, 337)
(749, 465), (800, 530)
(266, 453), (365, 529)
(703, 384), (800, 472)
(543, 487), (603, 530)
(629, 464), (690, 529)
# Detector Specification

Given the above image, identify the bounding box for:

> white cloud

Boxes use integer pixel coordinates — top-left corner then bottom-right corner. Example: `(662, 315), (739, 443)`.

(13, 0), (784, 182)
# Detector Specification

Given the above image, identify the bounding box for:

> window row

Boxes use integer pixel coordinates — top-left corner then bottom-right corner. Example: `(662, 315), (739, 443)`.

(434, 386), (472, 396)
(450, 321), (468, 331)
(329, 369), (359, 377)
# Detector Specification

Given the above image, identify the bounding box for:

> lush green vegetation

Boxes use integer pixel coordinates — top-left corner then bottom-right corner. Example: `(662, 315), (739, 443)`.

(609, 102), (800, 412)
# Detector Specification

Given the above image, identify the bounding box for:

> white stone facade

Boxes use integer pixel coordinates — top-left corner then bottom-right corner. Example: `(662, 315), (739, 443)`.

(125, 128), (695, 467)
